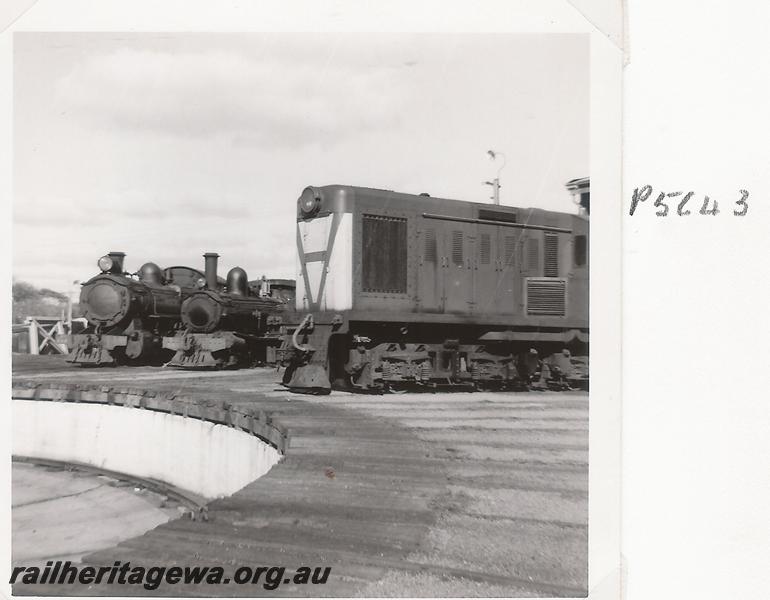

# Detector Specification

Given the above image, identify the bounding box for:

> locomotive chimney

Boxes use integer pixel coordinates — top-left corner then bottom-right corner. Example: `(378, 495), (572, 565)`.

(203, 252), (219, 290)
(108, 252), (126, 274)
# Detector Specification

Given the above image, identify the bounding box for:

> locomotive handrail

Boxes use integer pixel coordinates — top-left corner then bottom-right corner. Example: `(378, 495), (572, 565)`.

(421, 212), (572, 233)
(292, 313), (315, 353)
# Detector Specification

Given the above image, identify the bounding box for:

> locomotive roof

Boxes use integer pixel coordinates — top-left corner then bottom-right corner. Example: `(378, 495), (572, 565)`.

(313, 184), (587, 220)
(163, 265), (226, 284)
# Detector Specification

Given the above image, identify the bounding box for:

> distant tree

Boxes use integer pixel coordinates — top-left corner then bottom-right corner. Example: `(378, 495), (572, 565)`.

(12, 281), (38, 303)
(39, 288), (68, 302)
(12, 279), (76, 323)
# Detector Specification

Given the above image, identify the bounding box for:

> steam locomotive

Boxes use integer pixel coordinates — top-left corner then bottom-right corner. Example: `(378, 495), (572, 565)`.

(280, 183), (589, 393)
(162, 253), (289, 369)
(67, 252), (201, 366)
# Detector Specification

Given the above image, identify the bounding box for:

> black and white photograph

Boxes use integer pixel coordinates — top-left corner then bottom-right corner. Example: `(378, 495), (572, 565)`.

(5, 1), (769, 599)
(4, 2), (625, 598)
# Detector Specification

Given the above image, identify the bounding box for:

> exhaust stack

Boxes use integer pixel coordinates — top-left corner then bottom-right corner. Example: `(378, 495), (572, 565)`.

(108, 252), (126, 273)
(203, 252), (219, 290)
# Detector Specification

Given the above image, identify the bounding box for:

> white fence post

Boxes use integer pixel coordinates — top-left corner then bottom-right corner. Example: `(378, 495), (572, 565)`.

(27, 319), (40, 355)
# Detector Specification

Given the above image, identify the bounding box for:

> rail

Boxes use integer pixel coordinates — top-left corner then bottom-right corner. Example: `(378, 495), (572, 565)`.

(14, 456), (211, 518)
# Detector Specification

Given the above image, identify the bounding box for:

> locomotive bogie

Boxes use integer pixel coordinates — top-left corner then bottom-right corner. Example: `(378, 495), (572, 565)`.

(68, 319), (166, 366)
(164, 330), (283, 369)
(163, 331), (247, 369)
(345, 341), (518, 391)
(281, 314), (588, 393)
(67, 333), (127, 366)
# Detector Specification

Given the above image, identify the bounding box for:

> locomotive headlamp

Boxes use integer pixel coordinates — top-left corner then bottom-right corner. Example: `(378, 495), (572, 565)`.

(298, 187), (321, 217)
(195, 277), (206, 289)
(97, 255), (114, 272)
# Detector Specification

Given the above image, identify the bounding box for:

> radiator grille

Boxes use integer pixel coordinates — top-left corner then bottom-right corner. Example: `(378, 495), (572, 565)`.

(480, 233), (491, 265)
(451, 230), (464, 265)
(424, 228), (437, 263)
(544, 234), (559, 277)
(527, 238), (539, 271)
(526, 278), (567, 316)
(503, 235), (515, 266)
(362, 214), (407, 293)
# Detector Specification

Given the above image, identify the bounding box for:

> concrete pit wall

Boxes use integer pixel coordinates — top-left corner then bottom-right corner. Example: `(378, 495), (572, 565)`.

(12, 384), (288, 500)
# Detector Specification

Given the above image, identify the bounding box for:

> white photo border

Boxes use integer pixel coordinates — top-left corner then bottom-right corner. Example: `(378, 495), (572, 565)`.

(0, 1), (622, 598)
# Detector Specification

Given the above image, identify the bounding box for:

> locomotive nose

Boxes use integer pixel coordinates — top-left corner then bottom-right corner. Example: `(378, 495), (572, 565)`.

(81, 279), (129, 326)
(187, 301), (213, 328)
(181, 293), (222, 333)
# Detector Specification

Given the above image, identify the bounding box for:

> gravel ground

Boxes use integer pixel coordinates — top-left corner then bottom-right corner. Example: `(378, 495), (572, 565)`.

(316, 390), (588, 596)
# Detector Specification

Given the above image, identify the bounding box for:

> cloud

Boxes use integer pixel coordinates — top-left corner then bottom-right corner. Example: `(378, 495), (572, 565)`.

(55, 48), (412, 144)
(14, 189), (256, 229)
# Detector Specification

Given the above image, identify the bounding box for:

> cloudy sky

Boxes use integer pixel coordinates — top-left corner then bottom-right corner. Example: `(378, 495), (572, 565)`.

(13, 32), (588, 292)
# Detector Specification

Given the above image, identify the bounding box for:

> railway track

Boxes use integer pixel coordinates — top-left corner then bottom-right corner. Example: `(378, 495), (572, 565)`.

(13, 457), (209, 518)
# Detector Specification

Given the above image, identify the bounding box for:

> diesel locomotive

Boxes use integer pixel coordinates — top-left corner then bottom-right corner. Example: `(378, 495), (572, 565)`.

(280, 184), (589, 393)
(67, 252), (198, 366)
(162, 253), (288, 369)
